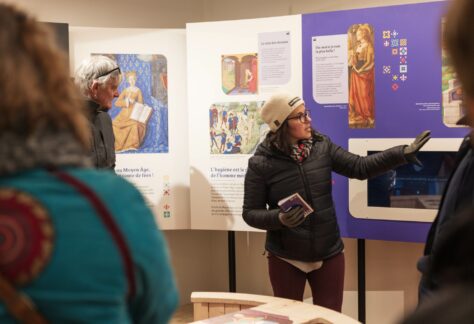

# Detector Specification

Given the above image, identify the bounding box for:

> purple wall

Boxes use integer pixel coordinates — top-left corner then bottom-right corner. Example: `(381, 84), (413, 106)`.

(302, 2), (466, 242)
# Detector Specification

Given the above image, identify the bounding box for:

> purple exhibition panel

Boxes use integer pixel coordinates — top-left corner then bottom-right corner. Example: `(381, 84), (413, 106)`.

(302, 2), (467, 242)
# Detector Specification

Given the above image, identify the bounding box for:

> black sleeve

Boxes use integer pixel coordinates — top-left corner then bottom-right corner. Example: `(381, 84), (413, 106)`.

(329, 138), (408, 180)
(242, 158), (283, 230)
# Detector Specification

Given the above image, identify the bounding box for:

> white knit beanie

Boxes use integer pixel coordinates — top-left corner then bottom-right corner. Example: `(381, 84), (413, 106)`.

(260, 94), (305, 132)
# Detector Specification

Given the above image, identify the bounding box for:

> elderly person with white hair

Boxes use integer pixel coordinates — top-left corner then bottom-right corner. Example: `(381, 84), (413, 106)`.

(75, 55), (121, 170)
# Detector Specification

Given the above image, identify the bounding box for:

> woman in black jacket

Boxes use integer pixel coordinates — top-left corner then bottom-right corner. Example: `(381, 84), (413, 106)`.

(243, 93), (430, 311)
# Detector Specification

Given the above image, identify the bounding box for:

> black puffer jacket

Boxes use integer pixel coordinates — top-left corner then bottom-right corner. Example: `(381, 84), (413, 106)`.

(243, 133), (407, 262)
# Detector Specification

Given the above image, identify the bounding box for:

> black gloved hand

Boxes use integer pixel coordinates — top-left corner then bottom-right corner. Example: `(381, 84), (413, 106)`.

(403, 130), (431, 167)
(278, 206), (305, 228)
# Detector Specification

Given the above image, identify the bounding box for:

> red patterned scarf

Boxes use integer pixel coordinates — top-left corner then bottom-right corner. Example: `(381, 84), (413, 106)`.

(290, 139), (313, 163)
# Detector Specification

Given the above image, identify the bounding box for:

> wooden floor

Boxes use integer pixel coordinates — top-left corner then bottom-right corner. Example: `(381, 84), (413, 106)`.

(170, 303), (194, 324)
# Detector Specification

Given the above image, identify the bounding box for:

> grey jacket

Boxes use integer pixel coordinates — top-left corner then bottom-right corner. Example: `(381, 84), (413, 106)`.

(87, 100), (116, 170)
(243, 133), (407, 262)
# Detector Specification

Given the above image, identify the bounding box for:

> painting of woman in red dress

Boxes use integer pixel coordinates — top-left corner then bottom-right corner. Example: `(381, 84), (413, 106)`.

(348, 24), (375, 128)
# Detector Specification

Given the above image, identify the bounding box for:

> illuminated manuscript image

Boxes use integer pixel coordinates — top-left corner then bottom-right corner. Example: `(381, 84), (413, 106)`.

(348, 24), (375, 128)
(95, 53), (168, 153)
(209, 101), (265, 155)
(222, 53), (258, 95)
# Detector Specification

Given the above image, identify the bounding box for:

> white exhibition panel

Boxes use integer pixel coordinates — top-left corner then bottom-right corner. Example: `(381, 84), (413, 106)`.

(70, 27), (189, 230)
(187, 15), (303, 231)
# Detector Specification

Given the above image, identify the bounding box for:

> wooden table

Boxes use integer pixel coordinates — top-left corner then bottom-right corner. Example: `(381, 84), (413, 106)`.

(190, 292), (361, 324)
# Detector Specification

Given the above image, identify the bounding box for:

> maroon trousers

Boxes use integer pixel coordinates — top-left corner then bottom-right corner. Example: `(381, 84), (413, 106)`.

(267, 252), (345, 312)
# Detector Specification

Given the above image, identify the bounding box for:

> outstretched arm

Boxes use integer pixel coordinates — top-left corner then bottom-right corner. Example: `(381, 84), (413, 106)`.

(330, 131), (431, 179)
(330, 138), (407, 180)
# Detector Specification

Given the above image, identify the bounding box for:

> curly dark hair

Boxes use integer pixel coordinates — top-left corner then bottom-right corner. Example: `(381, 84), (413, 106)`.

(0, 4), (89, 148)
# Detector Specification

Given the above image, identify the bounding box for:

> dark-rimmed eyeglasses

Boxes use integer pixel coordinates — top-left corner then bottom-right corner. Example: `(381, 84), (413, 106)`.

(286, 110), (311, 123)
(96, 66), (121, 79)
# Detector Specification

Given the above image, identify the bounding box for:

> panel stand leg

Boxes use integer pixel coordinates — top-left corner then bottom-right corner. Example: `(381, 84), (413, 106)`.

(228, 231), (236, 292)
(358, 238), (366, 323)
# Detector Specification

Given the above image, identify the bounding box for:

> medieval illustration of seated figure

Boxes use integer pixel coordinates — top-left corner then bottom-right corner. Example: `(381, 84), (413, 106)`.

(113, 70), (149, 152)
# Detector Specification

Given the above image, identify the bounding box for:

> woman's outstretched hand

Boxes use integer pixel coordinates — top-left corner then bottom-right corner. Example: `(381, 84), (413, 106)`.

(404, 130), (431, 167)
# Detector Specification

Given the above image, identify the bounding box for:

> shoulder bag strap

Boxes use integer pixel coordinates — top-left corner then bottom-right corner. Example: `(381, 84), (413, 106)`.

(48, 168), (136, 299)
(0, 274), (48, 324)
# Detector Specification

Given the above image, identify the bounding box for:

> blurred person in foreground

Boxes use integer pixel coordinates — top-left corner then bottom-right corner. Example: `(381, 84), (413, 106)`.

(75, 55), (121, 170)
(402, 209), (474, 323)
(417, 0), (474, 304)
(0, 4), (178, 323)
